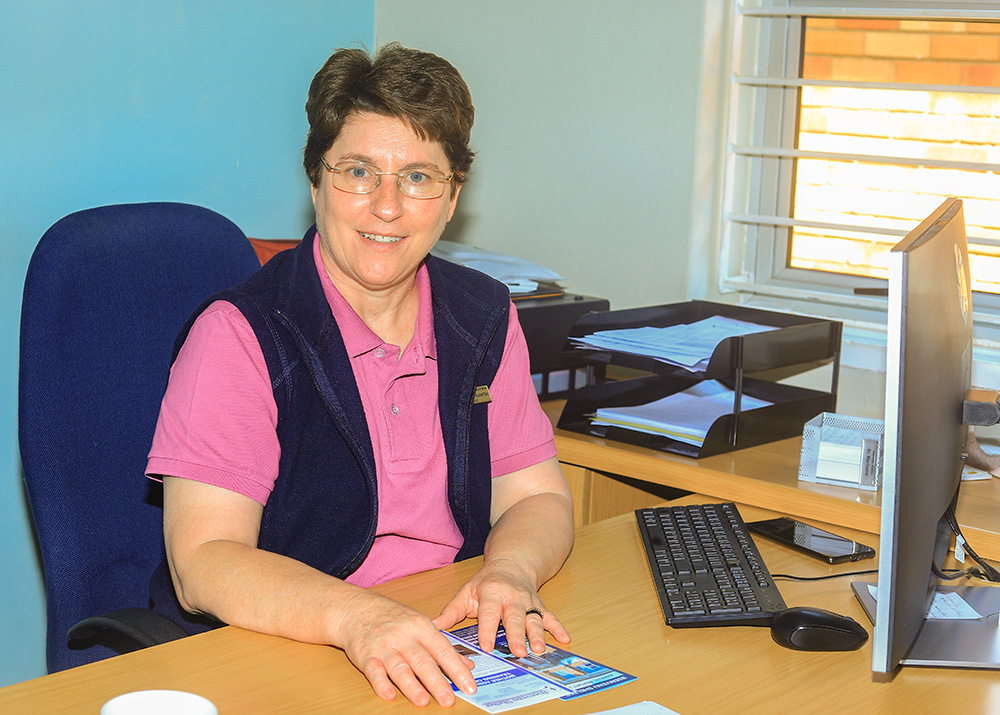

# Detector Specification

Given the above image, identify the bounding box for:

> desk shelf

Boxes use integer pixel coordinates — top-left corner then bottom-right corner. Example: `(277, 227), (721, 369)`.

(557, 300), (842, 458)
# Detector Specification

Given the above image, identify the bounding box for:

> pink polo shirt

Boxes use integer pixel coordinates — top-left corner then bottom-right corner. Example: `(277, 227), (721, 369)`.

(147, 237), (555, 586)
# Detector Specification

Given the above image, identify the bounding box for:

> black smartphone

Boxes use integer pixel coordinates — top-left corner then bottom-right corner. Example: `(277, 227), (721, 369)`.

(747, 517), (876, 564)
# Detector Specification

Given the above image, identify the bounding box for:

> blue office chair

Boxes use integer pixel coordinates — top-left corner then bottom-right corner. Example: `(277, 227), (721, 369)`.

(19, 202), (262, 672)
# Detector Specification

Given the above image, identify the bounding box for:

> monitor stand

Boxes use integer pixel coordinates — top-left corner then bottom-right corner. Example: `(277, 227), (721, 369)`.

(852, 581), (1000, 669)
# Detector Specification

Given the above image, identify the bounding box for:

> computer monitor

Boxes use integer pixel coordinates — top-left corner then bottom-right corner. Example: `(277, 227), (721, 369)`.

(852, 197), (1000, 674)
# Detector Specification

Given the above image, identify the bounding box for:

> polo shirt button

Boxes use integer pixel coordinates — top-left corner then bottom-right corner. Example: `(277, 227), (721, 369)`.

(375, 348), (385, 358)
(390, 404), (400, 415)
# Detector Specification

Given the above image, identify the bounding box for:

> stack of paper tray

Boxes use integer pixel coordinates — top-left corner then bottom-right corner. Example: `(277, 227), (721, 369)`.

(557, 300), (842, 459)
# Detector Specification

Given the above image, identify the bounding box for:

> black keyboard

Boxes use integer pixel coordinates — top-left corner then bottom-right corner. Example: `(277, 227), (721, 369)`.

(635, 503), (786, 627)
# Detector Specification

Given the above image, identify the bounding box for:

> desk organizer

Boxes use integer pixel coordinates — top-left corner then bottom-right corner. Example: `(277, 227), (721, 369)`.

(798, 412), (884, 490)
(557, 300), (842, 458)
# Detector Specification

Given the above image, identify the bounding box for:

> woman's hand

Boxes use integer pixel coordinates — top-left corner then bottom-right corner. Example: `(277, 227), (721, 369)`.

(336, 589), (478, 706)
(432, 458), (575, 657)
(164, 477), (477, 707)
(966, 427), (1000, 476)
(433, 557), (570, 656)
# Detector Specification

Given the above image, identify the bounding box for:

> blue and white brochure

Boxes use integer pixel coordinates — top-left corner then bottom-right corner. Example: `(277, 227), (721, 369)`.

(446, 625), (636, 712)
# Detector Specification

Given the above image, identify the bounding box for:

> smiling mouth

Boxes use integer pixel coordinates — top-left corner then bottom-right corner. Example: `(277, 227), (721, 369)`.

(361, 232), (403, 244)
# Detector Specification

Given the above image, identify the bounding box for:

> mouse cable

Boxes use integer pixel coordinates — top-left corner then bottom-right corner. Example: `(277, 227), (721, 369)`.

(771, 568), (877, 582)
(775, 567), (996, 584)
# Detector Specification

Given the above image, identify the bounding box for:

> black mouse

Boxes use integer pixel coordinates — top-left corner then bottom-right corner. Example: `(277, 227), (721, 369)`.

(770, 606), (869, 651)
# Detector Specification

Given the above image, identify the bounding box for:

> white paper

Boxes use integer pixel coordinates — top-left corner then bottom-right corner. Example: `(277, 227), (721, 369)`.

(867, 585), (982, 619)
(962, 464), (994, 481)
(584, 703), (683, 715)
(592, 380), (772, 447)
(572, 315), (775, 371)
(431, 240), (563, 294)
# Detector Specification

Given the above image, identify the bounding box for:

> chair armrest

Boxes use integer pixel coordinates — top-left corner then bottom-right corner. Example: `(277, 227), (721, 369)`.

(68, 607), (188, 648)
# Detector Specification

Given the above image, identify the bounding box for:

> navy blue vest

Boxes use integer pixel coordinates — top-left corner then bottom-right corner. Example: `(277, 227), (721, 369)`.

(150, 229), (510, 631)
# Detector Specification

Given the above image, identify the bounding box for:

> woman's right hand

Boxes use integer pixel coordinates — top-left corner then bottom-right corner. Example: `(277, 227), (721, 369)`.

(164, 477), (477, 707)
(333, 589), (478, 707)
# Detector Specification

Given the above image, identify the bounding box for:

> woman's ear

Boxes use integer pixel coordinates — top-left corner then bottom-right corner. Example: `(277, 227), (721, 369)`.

(446, 182), (463, 222)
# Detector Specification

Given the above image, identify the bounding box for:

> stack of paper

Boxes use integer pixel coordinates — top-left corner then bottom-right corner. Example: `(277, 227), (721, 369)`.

(431, 240), (563, 295)
(571, 315), (775, 371)
(591, 380), (772, 447)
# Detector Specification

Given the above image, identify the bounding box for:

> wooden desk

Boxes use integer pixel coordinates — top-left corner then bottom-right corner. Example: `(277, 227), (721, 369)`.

(545, 401), (1000, 560)
(2, 498), (998, 713)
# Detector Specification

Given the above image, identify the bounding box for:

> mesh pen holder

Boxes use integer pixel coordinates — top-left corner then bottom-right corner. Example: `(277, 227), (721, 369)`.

(798, 412), (884, 491)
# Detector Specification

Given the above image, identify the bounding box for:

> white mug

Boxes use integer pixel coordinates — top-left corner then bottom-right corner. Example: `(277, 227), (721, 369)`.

(101, 690), (218, 715)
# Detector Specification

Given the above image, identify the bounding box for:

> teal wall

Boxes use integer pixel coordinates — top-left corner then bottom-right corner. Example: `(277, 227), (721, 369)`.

(1, 0), (729, 689)
(0, 0), (373, 686)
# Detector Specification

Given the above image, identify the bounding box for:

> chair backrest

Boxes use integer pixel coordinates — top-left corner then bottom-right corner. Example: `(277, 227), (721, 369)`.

(19, 202), (262, 672)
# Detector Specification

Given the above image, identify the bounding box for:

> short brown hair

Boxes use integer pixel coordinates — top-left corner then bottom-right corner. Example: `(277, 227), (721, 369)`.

(303, 43), (475, 188)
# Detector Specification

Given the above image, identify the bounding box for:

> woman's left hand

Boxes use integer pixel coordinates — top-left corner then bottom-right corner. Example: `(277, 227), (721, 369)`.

(434, 459), (574, 655)
(433, 556), (570, 656)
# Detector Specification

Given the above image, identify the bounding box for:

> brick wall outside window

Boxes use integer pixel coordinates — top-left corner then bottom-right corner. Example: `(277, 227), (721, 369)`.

(790, 18), (1000, 292)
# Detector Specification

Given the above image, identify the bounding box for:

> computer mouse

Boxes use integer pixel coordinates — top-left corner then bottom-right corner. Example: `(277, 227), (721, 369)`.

(770, 606), (869, 651)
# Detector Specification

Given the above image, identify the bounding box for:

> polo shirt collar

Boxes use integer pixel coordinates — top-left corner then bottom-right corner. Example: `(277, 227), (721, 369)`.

(312, 232), (436, 361)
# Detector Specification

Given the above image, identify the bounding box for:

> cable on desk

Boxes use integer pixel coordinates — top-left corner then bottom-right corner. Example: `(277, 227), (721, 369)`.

(771, 569), (877, 582)
(777, 567), (1000, 583)
(936, 566), (996, 582)
(944, 503), (1000, 583)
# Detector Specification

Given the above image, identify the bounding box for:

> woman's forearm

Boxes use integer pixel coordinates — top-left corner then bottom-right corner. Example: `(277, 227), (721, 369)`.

(168, 536), (367, 647)
(481, 490), (574, 589)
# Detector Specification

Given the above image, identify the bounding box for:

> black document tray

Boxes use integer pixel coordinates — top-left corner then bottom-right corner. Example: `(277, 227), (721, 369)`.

(557, 301), (841, 458)
(558, 374), (834, 458)
(564, 300), (841, 379)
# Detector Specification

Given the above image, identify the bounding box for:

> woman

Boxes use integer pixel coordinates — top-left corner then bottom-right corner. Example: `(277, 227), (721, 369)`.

(146, 44), (574, 707)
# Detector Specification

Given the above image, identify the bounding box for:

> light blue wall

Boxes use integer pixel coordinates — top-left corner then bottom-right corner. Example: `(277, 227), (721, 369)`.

(0, 0), (373, 686)
(376, 0), (727, 310)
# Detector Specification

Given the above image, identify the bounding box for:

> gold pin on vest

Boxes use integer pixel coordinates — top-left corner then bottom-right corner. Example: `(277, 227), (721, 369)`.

(473, 385), (492, 404)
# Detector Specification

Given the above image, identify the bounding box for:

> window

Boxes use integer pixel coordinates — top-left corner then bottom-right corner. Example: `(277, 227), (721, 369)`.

(721, 1), (1000, 324)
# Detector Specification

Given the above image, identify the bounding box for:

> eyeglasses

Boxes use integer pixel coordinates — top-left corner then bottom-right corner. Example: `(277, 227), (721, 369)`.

(320, 157), (455, 199)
